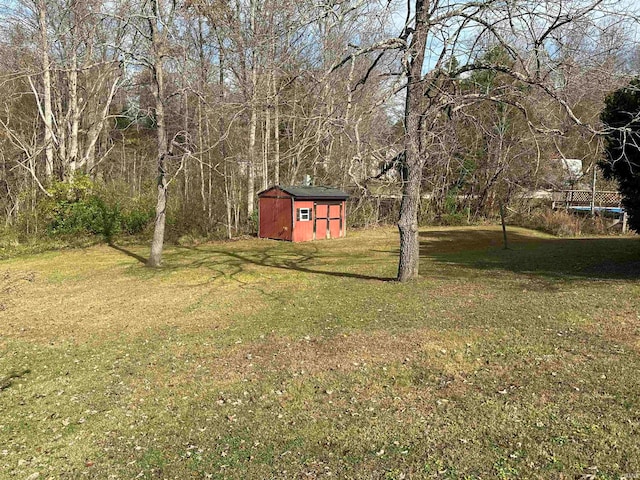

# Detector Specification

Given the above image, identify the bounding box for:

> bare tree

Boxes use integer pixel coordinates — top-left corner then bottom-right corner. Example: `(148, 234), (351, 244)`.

(35, 0), (54, 180)
(143, 0), (175, 267)
(335, 0), (639, 281)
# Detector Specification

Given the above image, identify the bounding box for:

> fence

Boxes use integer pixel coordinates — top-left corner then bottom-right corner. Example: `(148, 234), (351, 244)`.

(552, 190), (628, 232)
(551, 190), (622, 210)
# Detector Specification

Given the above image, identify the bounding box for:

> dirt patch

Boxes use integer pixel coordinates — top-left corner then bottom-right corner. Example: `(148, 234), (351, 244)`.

(0, 270), (37, 312)
(587, 307), (640, 352)
(211, 328), (480, 379)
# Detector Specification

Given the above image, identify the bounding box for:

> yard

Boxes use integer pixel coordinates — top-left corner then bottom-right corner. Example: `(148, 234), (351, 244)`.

(1, 227), (639, 479)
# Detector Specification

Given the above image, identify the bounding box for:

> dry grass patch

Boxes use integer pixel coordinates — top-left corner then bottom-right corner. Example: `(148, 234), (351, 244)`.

(0, 245), (275, 343)
(586, 298), (640, 353)
(218, 328), (481, 377)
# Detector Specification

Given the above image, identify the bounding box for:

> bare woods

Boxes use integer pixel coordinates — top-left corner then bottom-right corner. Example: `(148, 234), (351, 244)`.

(0, 0), (637, 278)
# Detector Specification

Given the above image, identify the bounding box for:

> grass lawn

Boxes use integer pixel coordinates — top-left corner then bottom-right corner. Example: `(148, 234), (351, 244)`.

(1, 226), (639, 479)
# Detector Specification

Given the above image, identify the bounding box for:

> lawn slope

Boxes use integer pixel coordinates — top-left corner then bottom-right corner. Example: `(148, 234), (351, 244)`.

(1, 227), (639, 479)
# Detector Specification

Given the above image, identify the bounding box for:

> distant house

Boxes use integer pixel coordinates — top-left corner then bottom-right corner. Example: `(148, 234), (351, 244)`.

(559, 158), (584, 186)
(258, 185), (349, 242)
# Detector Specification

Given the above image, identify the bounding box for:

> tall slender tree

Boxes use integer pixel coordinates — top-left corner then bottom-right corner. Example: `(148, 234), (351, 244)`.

(146, 0), (172, 267)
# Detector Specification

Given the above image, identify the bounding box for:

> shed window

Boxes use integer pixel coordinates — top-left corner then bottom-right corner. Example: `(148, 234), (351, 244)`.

(297, 208), (311, 221)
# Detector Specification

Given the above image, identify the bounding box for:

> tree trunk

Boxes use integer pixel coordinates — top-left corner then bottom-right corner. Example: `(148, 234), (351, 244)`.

(198, 98), (206, 211)
(206, 110), (213, 224)
(148, 162), (168, 267)
(147, 4), (169, 268)
(263, 100), (270, 190)
(397, 0), (429, 281)
(246, 0), (258, 218)
(247, 84), (257, 217)
(273, 73), (280, 185)
(55, 86), (67, 178)
(197, 17), (207, 213)
(397, 159), (422, 281)
(67, 47), (80, 181)
(183, 91), (189, 204)
(499, 201), (508, 250)
(224, 160), (233, 240)
(219, 45), (231, 237)
(38, 0), (54, 180)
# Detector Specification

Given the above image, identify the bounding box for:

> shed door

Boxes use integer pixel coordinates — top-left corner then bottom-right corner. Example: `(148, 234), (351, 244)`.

(329, 204), (342, 238)
(314, 203), (328, 239)
(259, 196), (292, 241)
(314, 202), (342, 239)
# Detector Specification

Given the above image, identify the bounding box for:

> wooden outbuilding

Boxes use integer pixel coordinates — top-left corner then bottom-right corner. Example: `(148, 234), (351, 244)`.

(258, 185), (349, 242)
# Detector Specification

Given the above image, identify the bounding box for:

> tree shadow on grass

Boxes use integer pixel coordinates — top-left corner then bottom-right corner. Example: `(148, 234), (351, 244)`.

(106, 240), (392, 282)
(108, 243), (147, 264)
(172, 245), (395, 282)
(0, 368), (30, 391)
(106, 231), (638, 283)
(420, 229), (640, 281)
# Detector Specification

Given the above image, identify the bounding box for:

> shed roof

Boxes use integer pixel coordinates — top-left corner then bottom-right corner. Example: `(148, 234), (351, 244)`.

(259, 185), (349, 200)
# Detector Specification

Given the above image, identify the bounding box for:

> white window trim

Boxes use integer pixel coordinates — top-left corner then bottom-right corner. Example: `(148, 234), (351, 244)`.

(297, 208), (311, 221)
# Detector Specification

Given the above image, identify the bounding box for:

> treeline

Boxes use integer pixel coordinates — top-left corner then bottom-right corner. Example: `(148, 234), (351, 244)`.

(0, 0), (635, 257)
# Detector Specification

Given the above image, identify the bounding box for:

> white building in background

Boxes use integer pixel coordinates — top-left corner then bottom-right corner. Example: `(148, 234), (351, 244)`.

(558, 158), (584, 186)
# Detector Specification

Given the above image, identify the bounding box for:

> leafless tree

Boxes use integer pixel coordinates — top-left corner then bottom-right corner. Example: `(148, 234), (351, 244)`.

(334, 0), (639, 281)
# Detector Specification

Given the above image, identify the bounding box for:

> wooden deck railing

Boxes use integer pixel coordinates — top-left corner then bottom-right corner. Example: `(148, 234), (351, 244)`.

(552, 190), (622, 209)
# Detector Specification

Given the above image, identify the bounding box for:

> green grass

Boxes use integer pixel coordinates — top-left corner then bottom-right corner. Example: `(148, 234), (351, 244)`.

(1, 226), (639, 479)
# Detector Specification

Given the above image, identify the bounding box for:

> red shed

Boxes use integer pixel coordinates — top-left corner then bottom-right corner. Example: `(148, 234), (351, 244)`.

(258, 185), (349, 242)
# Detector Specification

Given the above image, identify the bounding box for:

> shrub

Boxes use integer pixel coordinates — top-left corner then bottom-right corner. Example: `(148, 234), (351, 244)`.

(510, 209), (580, 236)
(48, 194), (104, 235)
(438, 212), (470, 226)
(95, 198), (122, 243)
(121, 208), (154, 235)
(42, 176), (153, 242)
(348, 199), (384, 228)
(537, 210), (582, 236)
(419, 188), (471, 226)
(512, 207), (626, 237)
(247, 209), (259, 235)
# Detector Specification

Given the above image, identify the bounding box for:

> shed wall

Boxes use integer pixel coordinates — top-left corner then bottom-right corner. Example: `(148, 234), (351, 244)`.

(292, 200), (315, 242)
(259, 195), (293, 241)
